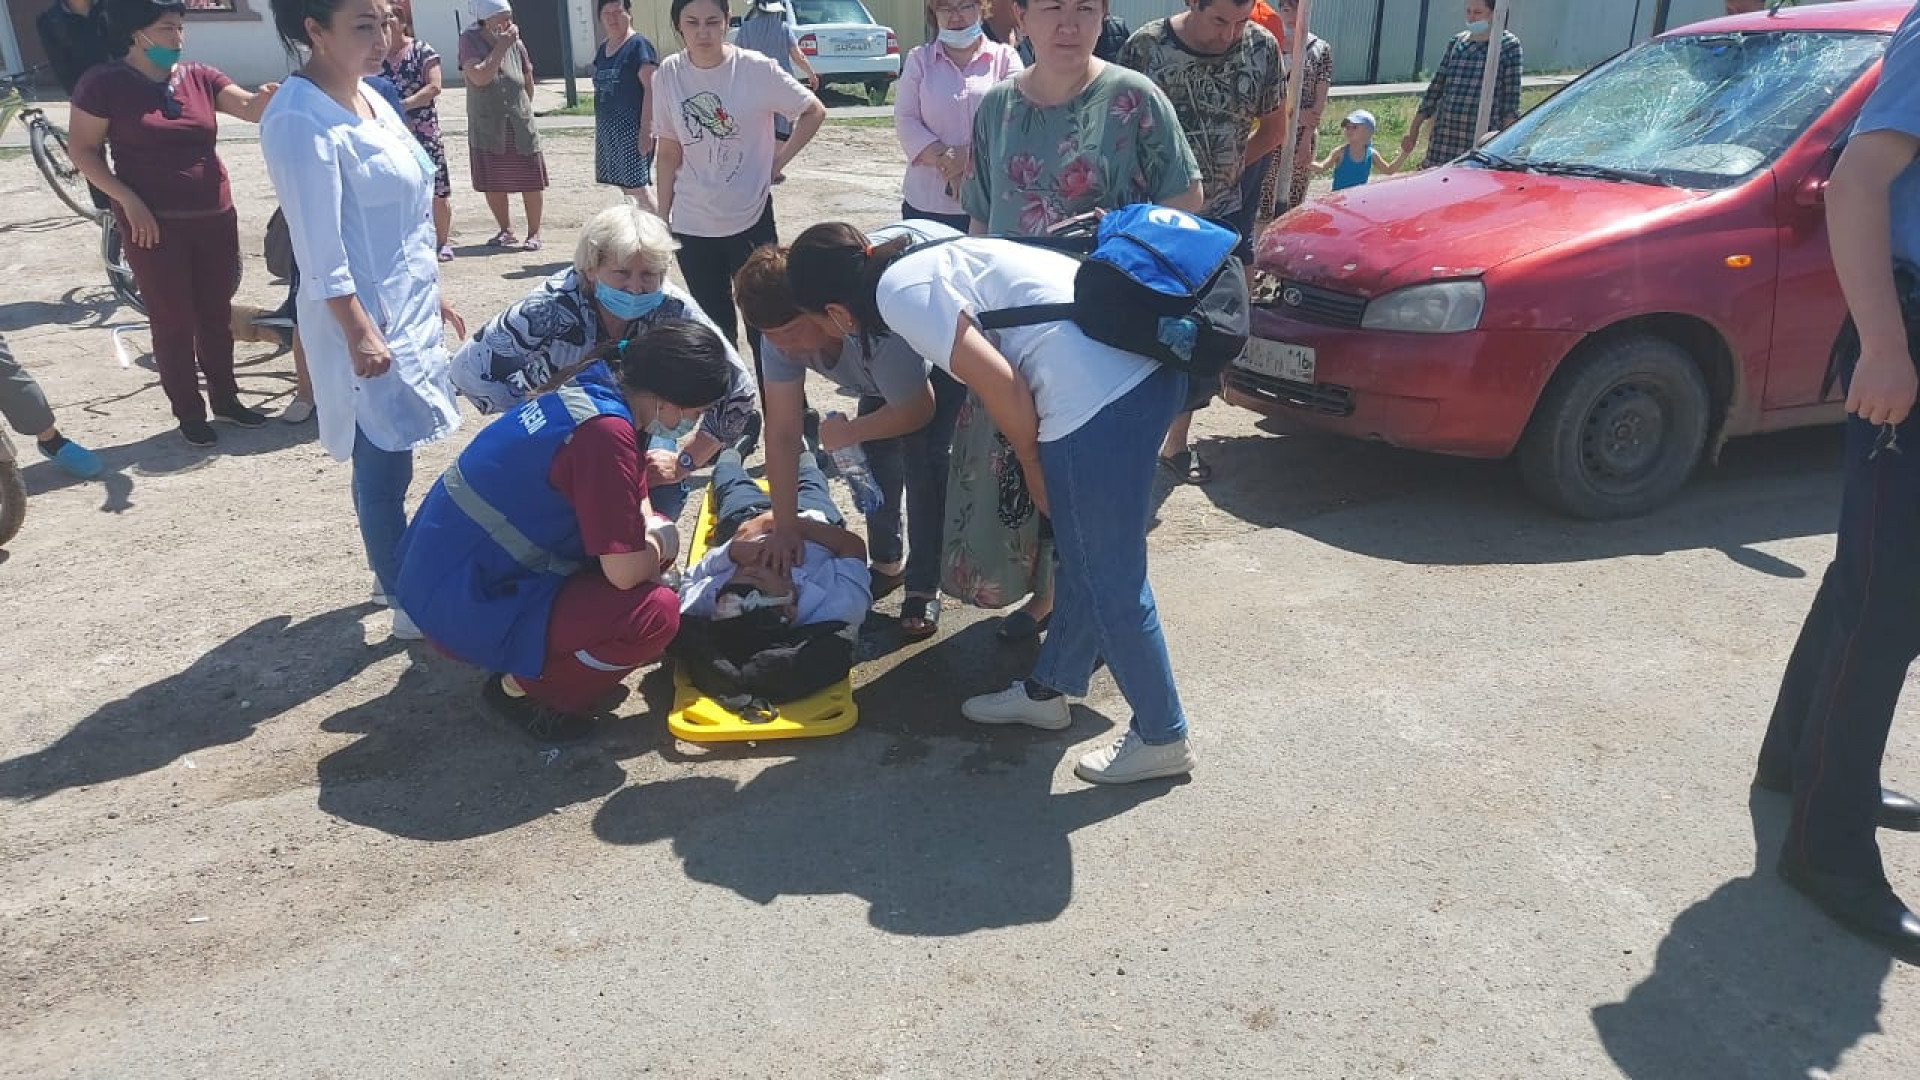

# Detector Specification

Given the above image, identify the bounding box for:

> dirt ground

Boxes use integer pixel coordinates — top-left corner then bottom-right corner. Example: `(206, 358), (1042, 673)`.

(4, 121), (1920, 1077)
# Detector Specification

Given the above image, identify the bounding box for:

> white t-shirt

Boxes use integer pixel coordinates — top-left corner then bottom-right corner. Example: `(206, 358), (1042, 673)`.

(651, 46), (813, 237)
(876, 239), (1158, 442)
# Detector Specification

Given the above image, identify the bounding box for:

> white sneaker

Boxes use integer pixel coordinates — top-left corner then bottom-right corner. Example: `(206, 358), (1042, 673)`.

(390, 608), (424, 641)
(1074, 730), (1196, 784)
(961, 681), (1071, 731)
(280, 399), (314, 424)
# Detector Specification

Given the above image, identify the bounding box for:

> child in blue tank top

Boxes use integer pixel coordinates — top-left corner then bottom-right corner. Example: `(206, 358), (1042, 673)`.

(1315, 109), (1406, 192)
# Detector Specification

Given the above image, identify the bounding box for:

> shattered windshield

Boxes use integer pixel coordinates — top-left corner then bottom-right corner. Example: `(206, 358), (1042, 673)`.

(1482, 31), (1887, 190)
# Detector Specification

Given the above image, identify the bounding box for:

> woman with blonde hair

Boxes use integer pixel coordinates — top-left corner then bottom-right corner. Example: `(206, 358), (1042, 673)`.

(451, 203), (759, 518)
(894, 0), (1021, 232)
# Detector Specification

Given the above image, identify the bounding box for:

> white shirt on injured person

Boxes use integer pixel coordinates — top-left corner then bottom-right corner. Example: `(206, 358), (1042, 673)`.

(679, 536), (871, 630)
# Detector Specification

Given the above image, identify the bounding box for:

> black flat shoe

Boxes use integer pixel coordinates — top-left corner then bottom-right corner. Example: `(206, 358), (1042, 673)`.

(480, 674), (597, 744)
(1752, 772), (1920, 832)
(1779, 859), (1920, 964)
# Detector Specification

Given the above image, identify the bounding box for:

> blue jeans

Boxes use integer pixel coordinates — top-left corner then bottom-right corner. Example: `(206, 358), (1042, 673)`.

(1032, 365), (1189, 744)
(860, 367), (966, 595)
(647, 433), (693, 520)
(352, 426), (414, 598)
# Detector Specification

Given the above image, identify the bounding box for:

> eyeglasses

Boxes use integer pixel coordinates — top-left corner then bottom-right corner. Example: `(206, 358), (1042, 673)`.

(932, 2), (980, 16)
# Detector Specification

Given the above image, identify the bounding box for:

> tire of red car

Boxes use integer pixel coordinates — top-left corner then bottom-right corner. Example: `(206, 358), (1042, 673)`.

(1516, 333), (1711, 521)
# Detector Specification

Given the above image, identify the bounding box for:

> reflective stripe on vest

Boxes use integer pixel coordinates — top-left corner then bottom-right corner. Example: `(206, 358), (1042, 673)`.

(442, 462), (583, 578)
(555, 382), (602, 426)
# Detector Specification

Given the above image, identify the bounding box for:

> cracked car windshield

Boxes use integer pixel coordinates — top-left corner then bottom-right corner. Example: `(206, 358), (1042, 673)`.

(1484, 31), (1888, 190)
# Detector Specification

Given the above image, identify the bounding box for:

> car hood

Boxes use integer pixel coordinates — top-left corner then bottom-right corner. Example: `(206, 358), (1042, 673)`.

(1254, 165), (1706, 296)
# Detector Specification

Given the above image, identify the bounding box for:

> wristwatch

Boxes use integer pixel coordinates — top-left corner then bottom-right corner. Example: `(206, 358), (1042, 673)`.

(677, 450), (696, 478)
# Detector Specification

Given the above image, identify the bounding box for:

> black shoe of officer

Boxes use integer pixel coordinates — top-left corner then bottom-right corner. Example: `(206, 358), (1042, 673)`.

(1780, 858), (1920, 965)
(1752, 771), (1920, 832)
(733, 411), (763, 459)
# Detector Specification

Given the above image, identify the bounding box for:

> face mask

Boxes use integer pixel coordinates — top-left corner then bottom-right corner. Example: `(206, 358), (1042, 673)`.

(140, 35), (183, 69)
(648, 407), (699, 441)
(596, 280), (668, 321)
(1466, 19), (1491, 33)
(937, 21), (983, 48)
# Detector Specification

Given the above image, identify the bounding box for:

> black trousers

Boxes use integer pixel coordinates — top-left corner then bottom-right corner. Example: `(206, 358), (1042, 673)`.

(859, 366), (966, 594)
(1760, 319), (1920, 882)
(673, 198), (778, 381)
(712, 453), (843, 544)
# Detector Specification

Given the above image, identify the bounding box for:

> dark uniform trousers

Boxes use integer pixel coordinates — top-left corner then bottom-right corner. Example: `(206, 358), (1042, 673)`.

(1761, 288), (1920, 883)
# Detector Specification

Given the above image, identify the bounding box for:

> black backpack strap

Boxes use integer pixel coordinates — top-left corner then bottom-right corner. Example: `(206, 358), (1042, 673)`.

(975, 304), (1078, 331)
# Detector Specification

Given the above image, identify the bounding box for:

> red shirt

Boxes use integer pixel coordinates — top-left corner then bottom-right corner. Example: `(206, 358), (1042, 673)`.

(71, 60), (233, 216)
(549, 415), (652, 556)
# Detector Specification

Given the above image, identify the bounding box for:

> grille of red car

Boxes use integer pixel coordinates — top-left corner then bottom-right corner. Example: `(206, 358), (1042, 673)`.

(1227, 368), (1354, 415)
(1263, 280), (1368, 328)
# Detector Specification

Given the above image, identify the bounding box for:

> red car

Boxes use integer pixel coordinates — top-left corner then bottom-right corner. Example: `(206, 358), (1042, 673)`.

(1229, 1), (1907, 518)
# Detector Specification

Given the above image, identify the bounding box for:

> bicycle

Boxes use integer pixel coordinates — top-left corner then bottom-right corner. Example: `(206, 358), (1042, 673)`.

(0, 66), (98, 221)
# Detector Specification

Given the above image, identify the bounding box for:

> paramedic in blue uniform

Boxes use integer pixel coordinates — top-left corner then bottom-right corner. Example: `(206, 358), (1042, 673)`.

(1756, 6), (1920, 963)
(393, 320), (736, 743)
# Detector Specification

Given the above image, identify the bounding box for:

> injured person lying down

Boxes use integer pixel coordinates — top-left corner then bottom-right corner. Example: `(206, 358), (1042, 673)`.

(679, 449), (872, 632)
(673, 449), (873, 705)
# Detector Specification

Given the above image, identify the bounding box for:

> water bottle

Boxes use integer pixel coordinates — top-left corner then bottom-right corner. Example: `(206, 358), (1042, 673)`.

(824, 411), (884, 514)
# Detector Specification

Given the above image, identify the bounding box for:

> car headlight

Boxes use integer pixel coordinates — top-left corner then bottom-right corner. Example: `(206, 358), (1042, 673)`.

(1360, 281), (1486, 334)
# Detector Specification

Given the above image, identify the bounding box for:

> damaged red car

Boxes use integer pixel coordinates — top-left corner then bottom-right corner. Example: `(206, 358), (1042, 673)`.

(1229, 1), (1907, 518)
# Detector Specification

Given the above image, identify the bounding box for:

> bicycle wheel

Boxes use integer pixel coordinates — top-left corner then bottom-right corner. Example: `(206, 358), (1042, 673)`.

(31, 120), (98, 222)
(101, 217), (145, 315)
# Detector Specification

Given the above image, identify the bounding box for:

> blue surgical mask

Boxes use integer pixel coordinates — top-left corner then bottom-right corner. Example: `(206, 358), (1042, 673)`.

(1466, 19), (1491, 34)
(937, 21), (983, 48)
(595, 280), (668, 322)
(648, 409), (699, 441)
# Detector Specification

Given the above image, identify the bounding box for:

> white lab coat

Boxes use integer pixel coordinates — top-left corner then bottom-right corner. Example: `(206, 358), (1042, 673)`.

(260, 76), (460, 462)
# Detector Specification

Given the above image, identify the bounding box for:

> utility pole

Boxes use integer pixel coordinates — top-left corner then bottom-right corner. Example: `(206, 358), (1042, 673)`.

(558, 0), (578, 109)
(1651, 0), (1674, 36)
(1471, 0), (1514, 147)
(1276, 0), (1312, 213)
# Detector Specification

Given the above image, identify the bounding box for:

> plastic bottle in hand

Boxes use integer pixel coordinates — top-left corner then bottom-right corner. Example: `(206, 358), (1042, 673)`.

(824, 411), (884, 514)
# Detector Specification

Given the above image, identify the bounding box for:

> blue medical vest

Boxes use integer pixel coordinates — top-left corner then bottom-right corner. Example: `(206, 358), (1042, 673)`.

(394, 367), (633, 678)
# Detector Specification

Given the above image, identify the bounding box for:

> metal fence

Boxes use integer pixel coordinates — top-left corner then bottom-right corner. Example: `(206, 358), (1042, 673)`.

(1102, 0), (1740, 83)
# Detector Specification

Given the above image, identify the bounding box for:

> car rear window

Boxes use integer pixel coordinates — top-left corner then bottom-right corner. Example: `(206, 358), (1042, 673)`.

(792, 0), (875, 24)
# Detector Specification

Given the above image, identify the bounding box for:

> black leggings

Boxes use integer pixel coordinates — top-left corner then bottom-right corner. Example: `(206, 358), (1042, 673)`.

(673, 198), (778, 381)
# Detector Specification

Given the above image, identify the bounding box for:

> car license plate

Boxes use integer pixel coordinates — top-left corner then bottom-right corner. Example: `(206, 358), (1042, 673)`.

(828, 38), (872, 55)
(1236, 339), (1316, 383)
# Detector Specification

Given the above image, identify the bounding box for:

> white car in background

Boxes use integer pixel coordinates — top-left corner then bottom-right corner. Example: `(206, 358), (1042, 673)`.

(735, 0), (901, 104)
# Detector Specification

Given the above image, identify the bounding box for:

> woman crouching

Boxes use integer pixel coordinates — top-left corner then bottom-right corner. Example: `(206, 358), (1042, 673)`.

(394, 320), (735, 742)
(785, 223), (1195, 784)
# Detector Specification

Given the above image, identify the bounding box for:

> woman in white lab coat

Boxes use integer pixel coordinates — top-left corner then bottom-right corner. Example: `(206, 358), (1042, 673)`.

(261, 0), (464, 639)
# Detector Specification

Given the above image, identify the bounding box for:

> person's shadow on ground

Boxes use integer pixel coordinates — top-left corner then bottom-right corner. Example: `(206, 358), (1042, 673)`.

(1591, 789), (1892, 1078)
(591, 621), (1183, 936)
(0, 605), (401, 801)
(312, 656), (634, 842)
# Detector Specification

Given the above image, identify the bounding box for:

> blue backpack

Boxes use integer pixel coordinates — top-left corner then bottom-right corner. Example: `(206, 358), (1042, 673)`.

(970, 205), (1251, 378)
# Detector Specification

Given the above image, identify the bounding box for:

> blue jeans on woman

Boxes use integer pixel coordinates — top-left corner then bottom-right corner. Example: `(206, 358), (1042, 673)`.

(859, 367), (967, 595)
(1031, 364), (1189, 745)
(352, 426), (414, 599)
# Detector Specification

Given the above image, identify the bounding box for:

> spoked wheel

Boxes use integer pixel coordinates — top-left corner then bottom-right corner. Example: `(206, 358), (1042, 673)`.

(100, 215), (145, 315)
(30, 120), (97, 222)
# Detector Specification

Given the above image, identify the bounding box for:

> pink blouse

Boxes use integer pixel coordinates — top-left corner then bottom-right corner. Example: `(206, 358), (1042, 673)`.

(893, 38), (1022, 216)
